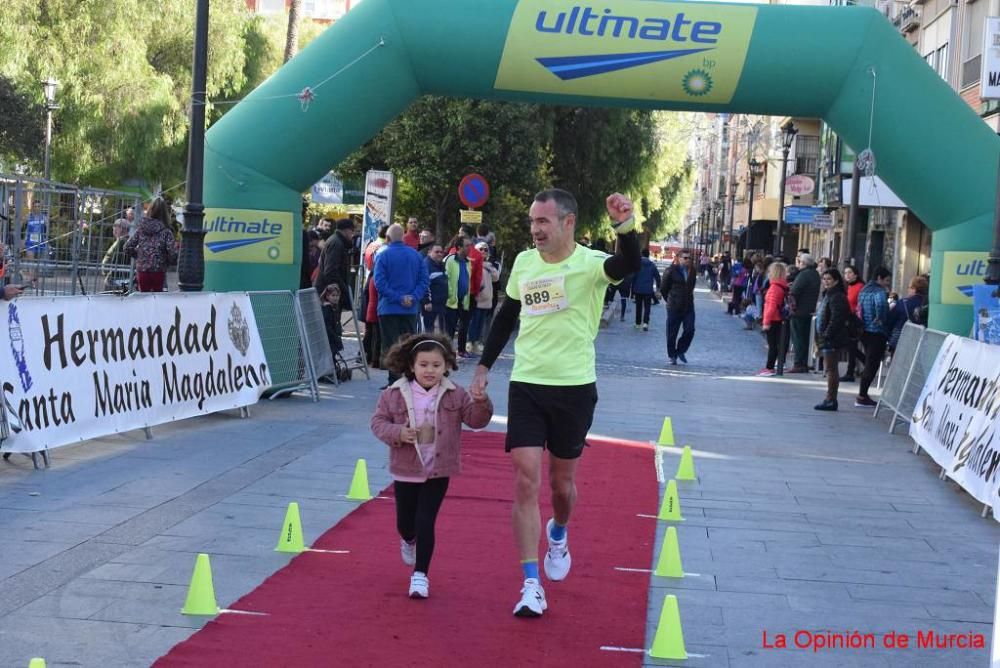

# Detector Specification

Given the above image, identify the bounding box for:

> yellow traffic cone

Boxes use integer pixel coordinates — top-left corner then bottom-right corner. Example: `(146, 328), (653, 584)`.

(181, 553), (220, 616)
(675, 445), (696, 481)
(654, 526), (684, 577)
(346, 459), (373, 501)
(657, 417), (675, 446)
(649, 594), (688, 660)
(275, 502), (305, 553)
(28, 659), (46, 668)
(657, 480), (684, 521)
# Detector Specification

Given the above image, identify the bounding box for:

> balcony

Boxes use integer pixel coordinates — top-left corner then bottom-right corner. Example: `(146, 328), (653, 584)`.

(893, 6), (920, 33)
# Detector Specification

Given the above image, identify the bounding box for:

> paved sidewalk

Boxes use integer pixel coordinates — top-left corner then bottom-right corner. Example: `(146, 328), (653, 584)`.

(0, 285), (997, 667)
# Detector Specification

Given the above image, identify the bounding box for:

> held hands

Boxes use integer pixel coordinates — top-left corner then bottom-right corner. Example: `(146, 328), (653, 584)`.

(470, 365), (489, 402)
(401, 295), (414, 308)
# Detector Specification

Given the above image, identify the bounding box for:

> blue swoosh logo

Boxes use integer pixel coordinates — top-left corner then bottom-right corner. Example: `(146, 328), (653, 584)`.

(958, 285), (975, 297)
(206, 236), (279, 253)
(537, 48), (713, 80)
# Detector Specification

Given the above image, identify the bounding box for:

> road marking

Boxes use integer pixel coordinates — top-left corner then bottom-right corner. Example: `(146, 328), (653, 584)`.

(614, 567), (701, 577)
(306, 548), (350, 554)
(221, 609), (269, 617)
(654, 444), (665, 483)
(600, 646), (644, 653)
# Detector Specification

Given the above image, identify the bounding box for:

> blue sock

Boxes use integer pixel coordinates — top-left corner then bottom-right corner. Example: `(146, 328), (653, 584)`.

(549, 521), (566, 541)
(521, 559), (539, 581)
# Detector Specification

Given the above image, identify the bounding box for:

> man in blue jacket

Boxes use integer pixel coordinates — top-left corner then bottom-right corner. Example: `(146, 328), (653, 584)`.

(373, 223), (429, 385)
(855, 266), (891, 407)
(421, 244), (448, 333)
(631, 248), (661, 331)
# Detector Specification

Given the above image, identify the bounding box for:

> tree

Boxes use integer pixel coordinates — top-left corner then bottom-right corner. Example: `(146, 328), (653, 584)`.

(0, 0), (254, 186)
(340, 96), (550, 252)
(284, 0), (302, 63)
(0, 75), (44, 164)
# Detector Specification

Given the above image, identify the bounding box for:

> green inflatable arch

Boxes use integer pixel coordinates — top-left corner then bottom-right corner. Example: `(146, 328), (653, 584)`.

(204, 0), (999, 334)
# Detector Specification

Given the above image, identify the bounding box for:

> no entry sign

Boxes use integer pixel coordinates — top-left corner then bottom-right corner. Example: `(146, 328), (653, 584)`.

(459, 173), (490, 209)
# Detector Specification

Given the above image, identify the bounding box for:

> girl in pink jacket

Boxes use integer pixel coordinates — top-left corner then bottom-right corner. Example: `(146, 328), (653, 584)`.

(370, 332), (493, 599)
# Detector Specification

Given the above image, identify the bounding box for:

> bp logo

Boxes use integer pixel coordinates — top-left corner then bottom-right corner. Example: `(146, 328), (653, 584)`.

(682, 69), (713, 96)
(267, 246), (280, 260)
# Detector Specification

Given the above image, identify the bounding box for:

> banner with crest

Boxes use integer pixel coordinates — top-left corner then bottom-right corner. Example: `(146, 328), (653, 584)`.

(0, 293), (269, 453)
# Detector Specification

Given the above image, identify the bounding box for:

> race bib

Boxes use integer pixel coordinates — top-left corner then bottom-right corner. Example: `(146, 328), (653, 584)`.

(519, 275), (568, 317)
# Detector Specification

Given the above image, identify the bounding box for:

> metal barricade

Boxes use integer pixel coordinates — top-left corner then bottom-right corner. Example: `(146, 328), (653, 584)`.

(873, 322), (948, 434)
(295, 288), (338, 384)
(248, 290), (316, 400)
(0, 175), (140, 296)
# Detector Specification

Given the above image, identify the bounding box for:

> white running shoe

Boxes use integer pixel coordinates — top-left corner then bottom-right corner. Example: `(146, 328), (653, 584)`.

(543, 518), (571, 581)
(400, 538), (416, 566)
(513, 578), (547, 617)
(408, 572), (429, 599)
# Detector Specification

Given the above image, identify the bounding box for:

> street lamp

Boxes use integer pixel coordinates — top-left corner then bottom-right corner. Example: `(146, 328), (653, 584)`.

(41, 78), (59, 181)
(727, 178), (737, 255)
(774, 120), (798, 257)
(747, 158), (764, 252)
(179, 0), (210, 292)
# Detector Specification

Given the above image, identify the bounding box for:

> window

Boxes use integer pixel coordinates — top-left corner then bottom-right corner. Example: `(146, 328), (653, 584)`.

(962, 0), (988, 87)
(936, 43), (949, 77)
(794, 135), (820, 177)
(256, 0), (284, 14)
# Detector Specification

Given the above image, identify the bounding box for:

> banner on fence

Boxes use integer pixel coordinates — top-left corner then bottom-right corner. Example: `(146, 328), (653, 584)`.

(910, 334), (1000, 518)
(0, 293), (270, 453)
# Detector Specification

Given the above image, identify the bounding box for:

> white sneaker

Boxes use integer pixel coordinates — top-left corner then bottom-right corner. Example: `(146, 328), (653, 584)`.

(543, 518), (571, 581)
(408, 571), (429, 598)
(400, 538), (416, 566)
(513, 578), (547, 617)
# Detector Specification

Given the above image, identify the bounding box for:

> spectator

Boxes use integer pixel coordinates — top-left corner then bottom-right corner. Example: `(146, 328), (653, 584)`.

(445, 237), (475, 358)
(124, 198), (177, 292)
(631, 248), (660, 331)
(373, 223), (429, 386)
(814, 268), (852, 411)
(787, 253), (820, 373)
(362, 224), (389, 368)
(855, 266), (892, 407)
(418, 229), (436, 256)
(101, 219), (131, 292)
(403, 217), (421, 250)
(841, 264), (864, 381)
(887, 274), (929, 356)
(422, 244), (448, 333)
(758, 262), (789, 377)
(468, 241), (500, 353)
(313, 219), (355, 309)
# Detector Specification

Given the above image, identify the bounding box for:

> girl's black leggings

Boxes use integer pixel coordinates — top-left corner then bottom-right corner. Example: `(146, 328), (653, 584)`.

(394, 477), (450, 574)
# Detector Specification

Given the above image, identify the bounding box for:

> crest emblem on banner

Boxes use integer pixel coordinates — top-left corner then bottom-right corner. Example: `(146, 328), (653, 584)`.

(7, 303), (32, 392)
(228, 303), (251, 356)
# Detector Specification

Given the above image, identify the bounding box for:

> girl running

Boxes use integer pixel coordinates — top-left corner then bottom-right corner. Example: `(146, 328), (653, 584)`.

(370, 332), (493, 598)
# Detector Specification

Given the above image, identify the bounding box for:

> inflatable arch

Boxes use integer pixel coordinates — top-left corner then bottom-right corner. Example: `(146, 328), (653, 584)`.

(203, 0), (999, 334)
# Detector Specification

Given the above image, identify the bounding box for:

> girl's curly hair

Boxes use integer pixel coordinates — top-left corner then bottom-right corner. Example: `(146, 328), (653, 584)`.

(383, 332), (458, 381)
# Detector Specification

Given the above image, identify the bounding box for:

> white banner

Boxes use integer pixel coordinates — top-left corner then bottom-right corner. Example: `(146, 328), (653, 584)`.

(0, 293), (269, 453)
(362, 170), (394, 251)
(981, 17), (1000, 101)
(910, 334), (1000, 518)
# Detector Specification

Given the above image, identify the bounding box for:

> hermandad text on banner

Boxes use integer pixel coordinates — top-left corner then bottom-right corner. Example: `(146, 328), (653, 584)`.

(910, 334), (1000, 519)
(0, 293), (270, 453)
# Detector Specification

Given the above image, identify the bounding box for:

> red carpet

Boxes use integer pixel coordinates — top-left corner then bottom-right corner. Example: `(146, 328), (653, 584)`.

(155, 431), (657, 667)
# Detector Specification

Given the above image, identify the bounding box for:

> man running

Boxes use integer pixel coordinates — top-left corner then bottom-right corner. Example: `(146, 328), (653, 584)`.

(470, 189), (640, 617)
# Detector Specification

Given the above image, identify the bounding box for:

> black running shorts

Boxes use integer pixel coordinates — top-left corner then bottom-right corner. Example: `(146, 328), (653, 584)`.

(505, 381), (598, 460)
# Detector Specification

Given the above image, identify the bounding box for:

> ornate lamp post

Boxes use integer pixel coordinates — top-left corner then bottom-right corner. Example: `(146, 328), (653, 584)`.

(41, 78), (59, 181)
(747, 158), (764, 253)
(774, 120), (798, 257)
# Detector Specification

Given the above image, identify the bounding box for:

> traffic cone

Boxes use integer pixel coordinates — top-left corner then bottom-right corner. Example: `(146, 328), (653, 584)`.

(657, 480), (684, 521)
(675, 445), (696, 481)
(275, 502), (305, 554)
(649, 594), (688, 660)
(657, 417), (675, 446)
(654, 527), (684, 577)
(181, 553), (220, 616)
(28, 659), (46, 668)
(346, 458), (372, 501)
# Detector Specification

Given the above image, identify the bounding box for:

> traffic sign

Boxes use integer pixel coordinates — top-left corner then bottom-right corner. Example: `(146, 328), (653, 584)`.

(459, 173), (490, 209)
(460, 209), (483, 224)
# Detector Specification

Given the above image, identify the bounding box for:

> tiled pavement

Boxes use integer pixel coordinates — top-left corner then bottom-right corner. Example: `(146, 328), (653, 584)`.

(0, 284), (997, 667)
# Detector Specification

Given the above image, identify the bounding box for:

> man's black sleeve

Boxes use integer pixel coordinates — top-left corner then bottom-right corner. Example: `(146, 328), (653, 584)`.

(603, 231), (641, 281)
(479, 296), (521, 369)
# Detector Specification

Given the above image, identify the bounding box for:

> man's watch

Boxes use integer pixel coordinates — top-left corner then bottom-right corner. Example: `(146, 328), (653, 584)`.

(612, 216), (638, 235)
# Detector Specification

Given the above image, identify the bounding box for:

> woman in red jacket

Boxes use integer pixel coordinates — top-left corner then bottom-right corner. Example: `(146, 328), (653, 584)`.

(758, 262), (789, 377)
(841, 265), (864, 382)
